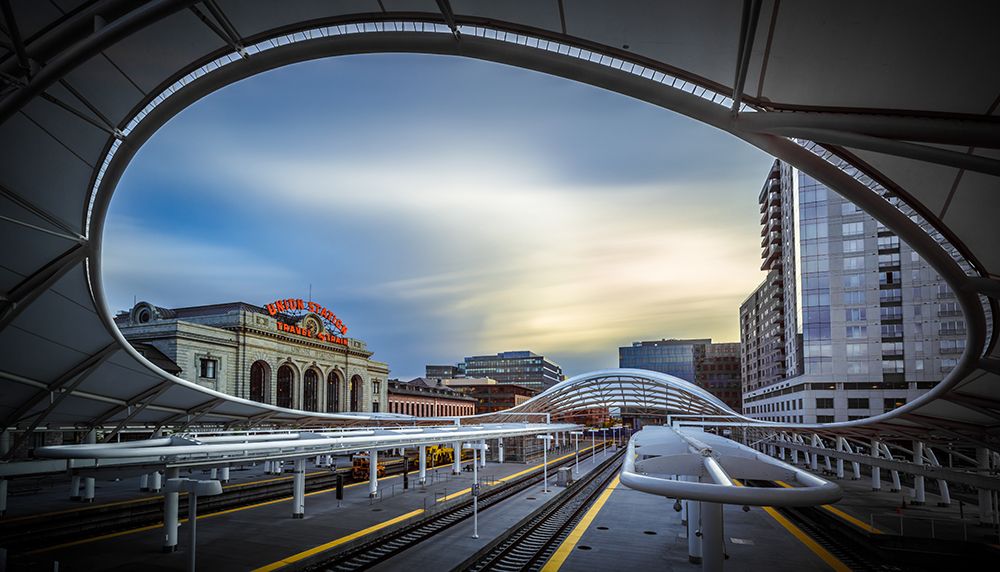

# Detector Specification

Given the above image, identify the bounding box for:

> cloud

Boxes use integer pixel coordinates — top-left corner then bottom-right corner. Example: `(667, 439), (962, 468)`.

(104, 53), (774, 377)
(101, 217), (300, 312)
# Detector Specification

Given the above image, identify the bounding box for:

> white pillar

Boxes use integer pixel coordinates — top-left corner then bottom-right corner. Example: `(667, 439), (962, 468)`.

(220, 465), (230, 483)
(150, 470), (162, 493)
(701, 502), (724, 572)
(0, 432), (7, 515)
(70, 475), (81, 500)
(293, 458), (305, 518)
(835, 437), (845, 479)
(83, 429), (96, 502)
(140, 473), (150, 492)
(498, 438), (504, 464)
(791, 448), (799, 465)
(162, 467), (180, 553)
(368, 449), (379, 497)
(912, 441), (925, 505)
(479, 439), (487, 467)
(452, 441), (461, 475)
(209, 468), (218, 480)
(418, 445), (427, 484)
(977, 447), (994, 525)
(871, 440), (881, 491)
(686, 494), (702, 563)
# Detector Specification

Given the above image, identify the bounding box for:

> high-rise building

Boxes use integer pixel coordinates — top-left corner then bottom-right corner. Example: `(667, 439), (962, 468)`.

(462, 351), (563, 391)
(619, 339), (710, 382)
(619, 338), (741, 411)
(740, 159), (957, 423)
(701, 342), (743, 412)
(425, 364), (464, 379)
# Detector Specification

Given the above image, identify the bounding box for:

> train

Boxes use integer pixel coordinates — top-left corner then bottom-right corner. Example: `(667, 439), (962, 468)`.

(350, 445), (468, 479)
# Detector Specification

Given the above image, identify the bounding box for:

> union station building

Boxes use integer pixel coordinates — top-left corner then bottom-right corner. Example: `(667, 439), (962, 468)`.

(115, 299), (389, 413)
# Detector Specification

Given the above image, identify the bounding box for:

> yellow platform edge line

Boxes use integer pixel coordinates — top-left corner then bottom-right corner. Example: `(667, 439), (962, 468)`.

(251, 508), (426, 572)
(774, 480), (882, 534)
(733, 479), (850, 572)
(27, 459), (457, 554)
(540, 474), (620, 572)
(5, 470), (330, 524)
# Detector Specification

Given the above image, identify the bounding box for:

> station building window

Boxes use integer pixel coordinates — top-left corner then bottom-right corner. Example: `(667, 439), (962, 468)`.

(303, 369), (319, 411)
(277, 365), (294, 408)
(199, 358), (217, 379)
(249, 360), (268, 403)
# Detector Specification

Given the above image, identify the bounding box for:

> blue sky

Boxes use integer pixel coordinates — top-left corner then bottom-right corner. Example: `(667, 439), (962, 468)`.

(103, 53), (774, 379)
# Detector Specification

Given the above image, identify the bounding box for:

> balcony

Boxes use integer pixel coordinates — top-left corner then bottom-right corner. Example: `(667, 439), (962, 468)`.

(759, 205), (782, 225)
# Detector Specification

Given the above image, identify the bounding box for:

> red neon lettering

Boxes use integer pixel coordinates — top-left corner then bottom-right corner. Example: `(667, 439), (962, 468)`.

(295, 299), (304, 310)
(275, 300), (287, 312)
(267, 304), (278, 316)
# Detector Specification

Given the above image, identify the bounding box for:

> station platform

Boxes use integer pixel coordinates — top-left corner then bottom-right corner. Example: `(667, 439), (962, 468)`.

(549, 478), (830, 571)
(12, 444), (599, 571)
(774, 467), (1000, 544)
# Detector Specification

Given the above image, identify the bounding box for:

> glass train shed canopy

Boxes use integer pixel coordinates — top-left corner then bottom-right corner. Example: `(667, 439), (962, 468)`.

(0, 1), (997, 446)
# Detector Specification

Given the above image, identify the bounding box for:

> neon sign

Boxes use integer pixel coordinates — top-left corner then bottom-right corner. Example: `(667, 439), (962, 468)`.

(265, 298), (349, 347)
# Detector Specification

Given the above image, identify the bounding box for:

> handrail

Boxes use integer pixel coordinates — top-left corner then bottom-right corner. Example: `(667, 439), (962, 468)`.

(619, 436), (842, 507)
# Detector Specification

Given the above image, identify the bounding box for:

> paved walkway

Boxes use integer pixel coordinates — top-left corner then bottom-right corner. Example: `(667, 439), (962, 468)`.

(16, 444), (598, 571)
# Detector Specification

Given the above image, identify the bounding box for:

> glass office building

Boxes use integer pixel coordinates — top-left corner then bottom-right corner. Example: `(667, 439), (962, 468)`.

(462, 351), (563, 391)
(741, 160), (957, 423)
(619, 339), (710, 383)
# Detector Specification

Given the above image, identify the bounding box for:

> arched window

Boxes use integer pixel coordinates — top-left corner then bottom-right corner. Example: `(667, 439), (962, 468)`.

(277, 365), (294, 408)
(303, 369), (319, 411)
(326, 370), (340, 412)
(349, 375), (363, 412)
(249, 361), (269, 403)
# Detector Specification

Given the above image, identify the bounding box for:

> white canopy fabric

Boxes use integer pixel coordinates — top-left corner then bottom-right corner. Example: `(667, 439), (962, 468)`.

(0, 2), (997, 448)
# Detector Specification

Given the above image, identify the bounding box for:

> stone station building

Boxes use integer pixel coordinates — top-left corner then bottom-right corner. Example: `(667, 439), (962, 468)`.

(116, 299), (389, 413)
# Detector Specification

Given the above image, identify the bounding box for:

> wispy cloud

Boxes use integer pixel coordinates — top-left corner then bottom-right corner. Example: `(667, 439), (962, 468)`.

(104, 54), (773, 378)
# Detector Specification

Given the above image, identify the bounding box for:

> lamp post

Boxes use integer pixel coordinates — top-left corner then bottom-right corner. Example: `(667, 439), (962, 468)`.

(571, 431), (583, 476)
(463, 441), (489, 539)
(537, 435), (554, 493)
(164, 478), (223, 572)
(589, 429), (598, 464)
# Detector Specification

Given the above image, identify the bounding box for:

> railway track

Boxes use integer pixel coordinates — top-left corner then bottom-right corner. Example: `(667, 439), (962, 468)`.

(0, 466), (357, 554)
(744, 480), (900, 572)
(306, 446), (611, 572)
(457, 448), (625, 572)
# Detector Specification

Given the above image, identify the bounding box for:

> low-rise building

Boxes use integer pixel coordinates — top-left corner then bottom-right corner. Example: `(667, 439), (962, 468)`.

(386, 378), (477, 417)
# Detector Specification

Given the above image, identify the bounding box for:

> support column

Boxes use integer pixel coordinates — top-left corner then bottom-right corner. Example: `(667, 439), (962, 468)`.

(977, 447), (994, 525)
(686, 496), (702, 563)
(209, 468), (218, 480)
(418, 445), (427, 484)
(140, 473), (150, 492)
(162, 467), (180, 553)
(452, 441), (461, 475)
(912, 441), (926, 505)
(83, 429), (96, 502)
(369, 449), (379, 497)
(498, 438), (504, 464)
(150, 470), (162, 493)
(701, 502), (724, 572)
(0, 432), (7, 516)
(220, 465), (230, 484)
(791, 448), (799, 465)
(70, 475), (81, 500)
(293, 458), (305, 518)
(871, 440), (882, 491)
(479, 439), (487, 467)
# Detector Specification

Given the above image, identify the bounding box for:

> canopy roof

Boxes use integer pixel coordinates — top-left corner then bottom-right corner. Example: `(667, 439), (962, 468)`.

(0, 1), (997, 448)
